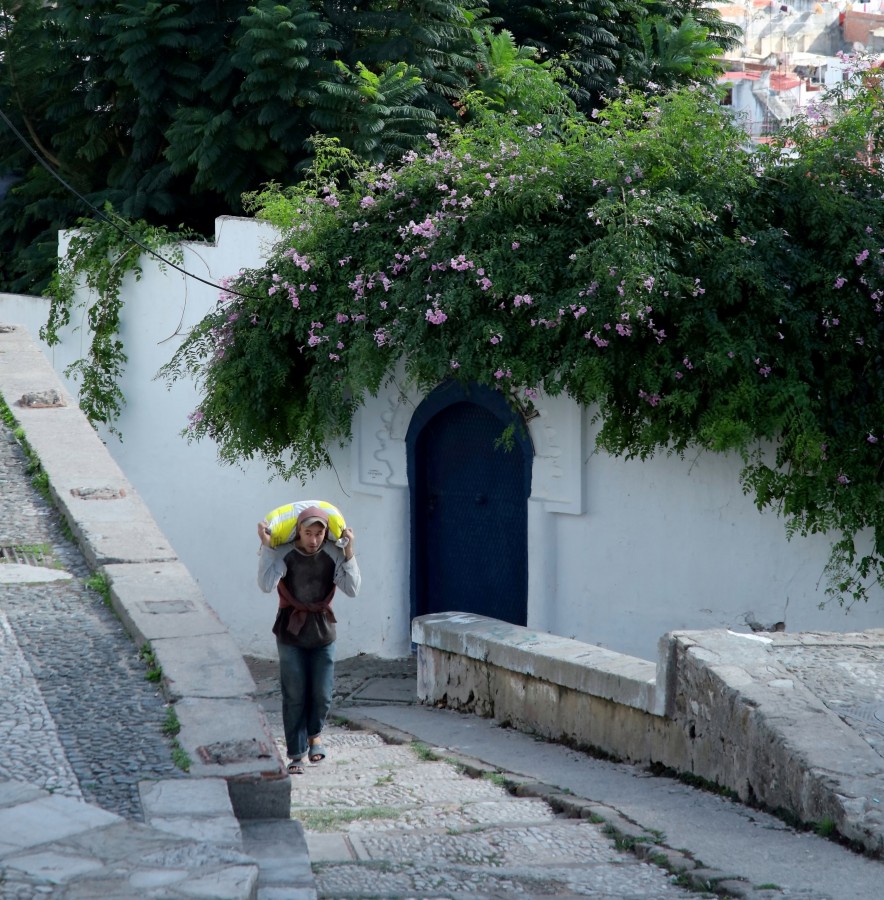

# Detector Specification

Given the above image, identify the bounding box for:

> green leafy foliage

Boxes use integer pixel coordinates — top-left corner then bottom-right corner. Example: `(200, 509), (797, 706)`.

(311, 61), (435, 162)
(0, 0), (737, 293)
(42, 209), (194, 433)
(163, 60), (884, 606)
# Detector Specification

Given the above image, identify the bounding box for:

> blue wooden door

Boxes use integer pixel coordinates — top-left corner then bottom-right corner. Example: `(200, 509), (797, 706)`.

(407, 382), (532, 626)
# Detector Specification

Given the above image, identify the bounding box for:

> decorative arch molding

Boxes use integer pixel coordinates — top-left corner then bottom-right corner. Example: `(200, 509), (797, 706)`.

(407, 379), (533, 476)
(350, 378), (583, 515)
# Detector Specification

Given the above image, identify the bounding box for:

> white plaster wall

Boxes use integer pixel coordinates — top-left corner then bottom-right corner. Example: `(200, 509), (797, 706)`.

(522, 400), (884, 661)
(2, 216), (881, 664)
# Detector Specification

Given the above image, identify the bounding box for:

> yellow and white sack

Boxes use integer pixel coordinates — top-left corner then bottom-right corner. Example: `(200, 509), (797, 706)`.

(264, 500), (348, 548)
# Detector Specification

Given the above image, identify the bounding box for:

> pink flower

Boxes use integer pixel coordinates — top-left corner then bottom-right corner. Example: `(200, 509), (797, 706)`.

(425, 308), (448, 325)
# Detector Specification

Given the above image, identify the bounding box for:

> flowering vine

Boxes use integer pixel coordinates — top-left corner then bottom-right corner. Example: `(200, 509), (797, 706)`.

(162, 63), (884, 606)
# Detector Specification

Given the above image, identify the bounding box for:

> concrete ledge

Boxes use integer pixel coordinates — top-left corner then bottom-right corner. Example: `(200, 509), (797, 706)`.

(413, 613), (682, 766)
(412, 613), (658, 712)
(175, 698), (290, 820)
(666, 629), (884, 856)
(151, 633), (258, 701)
(0, 325), (291, 821)
(104, 561), (231, 643)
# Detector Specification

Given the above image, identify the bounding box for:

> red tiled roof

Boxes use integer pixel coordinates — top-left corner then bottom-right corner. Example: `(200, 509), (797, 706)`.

(770, 72), (802, 91)
(720, 71), (761, 81)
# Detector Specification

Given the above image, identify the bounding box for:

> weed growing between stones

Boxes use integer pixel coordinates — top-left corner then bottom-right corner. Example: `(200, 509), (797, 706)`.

(170, 741), (191, 773)
(815, 816), (836, 838)
(139, 642), (163, 683)
(481, 771), (510, 788)
(411, 741), (440, 761)
(85, 571), (111, 607)
(0, 397), (52, 501)
(161, 704), (191, 772)
(296, 806), (401, 831)
(0, 397), (14, 429)
(647, 762), (741, 802)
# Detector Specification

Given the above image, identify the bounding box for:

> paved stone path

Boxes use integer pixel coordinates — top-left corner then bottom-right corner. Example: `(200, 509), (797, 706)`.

(245, 656), (711, 899)
(287, 727), (703, 898)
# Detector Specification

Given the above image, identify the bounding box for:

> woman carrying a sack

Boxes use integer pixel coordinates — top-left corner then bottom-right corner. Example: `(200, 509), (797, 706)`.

(257, 505), (360, 774)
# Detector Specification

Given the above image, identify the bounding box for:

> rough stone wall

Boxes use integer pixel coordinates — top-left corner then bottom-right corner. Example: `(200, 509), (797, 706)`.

(669, 639), (868, 841)
(418, 646), (685, 765)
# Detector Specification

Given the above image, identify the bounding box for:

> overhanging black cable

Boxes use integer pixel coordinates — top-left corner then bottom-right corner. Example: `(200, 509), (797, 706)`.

(0, 105), (263, 301)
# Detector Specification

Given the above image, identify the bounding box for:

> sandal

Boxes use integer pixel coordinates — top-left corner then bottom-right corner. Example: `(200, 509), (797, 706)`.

(308, 742), (327, 763)
(287, 759), (305, 775)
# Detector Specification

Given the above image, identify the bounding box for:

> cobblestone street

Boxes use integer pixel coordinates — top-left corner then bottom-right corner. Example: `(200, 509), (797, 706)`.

(242, 656), (708, 898)
(0, 420), (183, 822)
(286, 727), (703, 899)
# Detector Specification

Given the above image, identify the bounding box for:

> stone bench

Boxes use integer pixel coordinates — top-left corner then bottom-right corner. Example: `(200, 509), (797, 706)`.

(411, 612), (680, 765)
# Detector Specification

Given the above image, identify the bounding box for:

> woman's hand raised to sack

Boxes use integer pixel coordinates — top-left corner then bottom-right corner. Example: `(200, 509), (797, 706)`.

(257, 521), (272, 548)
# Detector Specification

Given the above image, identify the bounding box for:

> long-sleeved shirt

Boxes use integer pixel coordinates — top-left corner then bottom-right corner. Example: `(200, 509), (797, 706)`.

(257, 541), (361, 598)
(257, 540), (361, 647)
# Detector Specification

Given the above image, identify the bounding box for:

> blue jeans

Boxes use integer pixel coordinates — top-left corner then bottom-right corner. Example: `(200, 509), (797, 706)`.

(276, 639), (335, 759)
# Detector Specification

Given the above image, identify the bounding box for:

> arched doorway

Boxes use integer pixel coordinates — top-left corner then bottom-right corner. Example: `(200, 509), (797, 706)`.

(407, 381), (533, 625)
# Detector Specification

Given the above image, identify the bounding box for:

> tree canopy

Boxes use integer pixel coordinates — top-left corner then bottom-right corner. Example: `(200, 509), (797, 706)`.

(160, 59), (884, 607)
(0, 0), (736, 293)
